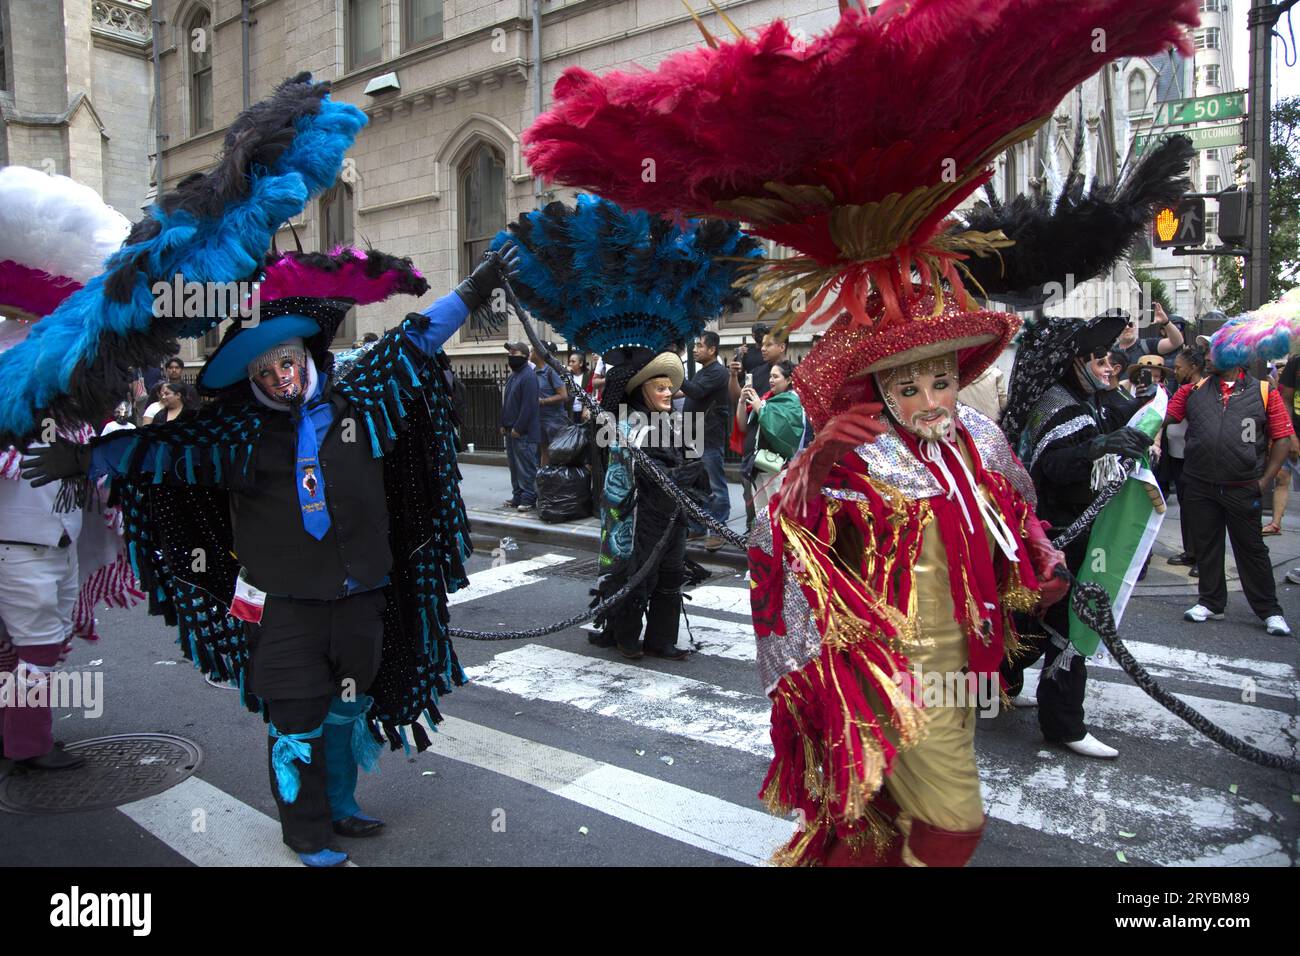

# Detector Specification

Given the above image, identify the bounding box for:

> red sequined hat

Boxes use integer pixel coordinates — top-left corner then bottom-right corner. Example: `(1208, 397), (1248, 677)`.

(794, 293), (1018, 431)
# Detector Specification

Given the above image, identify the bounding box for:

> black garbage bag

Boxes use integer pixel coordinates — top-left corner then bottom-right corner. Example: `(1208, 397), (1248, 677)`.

(547, 423), (589, 466)
(537, 464), (592, 523)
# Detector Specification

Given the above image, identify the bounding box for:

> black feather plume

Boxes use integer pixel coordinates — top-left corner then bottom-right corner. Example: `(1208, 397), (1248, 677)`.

(955, 135), (1194, 308)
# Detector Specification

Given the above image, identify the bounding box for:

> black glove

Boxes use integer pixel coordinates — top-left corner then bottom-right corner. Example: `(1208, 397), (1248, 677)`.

(1085, 426), (1153, 462)
(454, 241), (521, 313)
(20, 439), (91, 487)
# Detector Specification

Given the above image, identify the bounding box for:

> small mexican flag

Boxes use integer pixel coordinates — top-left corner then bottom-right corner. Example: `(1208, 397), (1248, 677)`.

(1068, 388), (1168, 656)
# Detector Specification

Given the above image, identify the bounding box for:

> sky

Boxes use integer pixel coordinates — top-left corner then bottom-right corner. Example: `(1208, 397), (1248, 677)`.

(1231, 0), (1300, 104)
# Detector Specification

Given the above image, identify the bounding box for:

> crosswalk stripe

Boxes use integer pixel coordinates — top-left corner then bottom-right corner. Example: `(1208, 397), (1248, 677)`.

(680, 597), (1298, 703)
(449, 554), (573, 606)
(465, 645), (772, 755)
(685, 584), (753, 617)
(115, 776), (348, 867)
(424, 716), (791, 865)
(1020, 667), (1297, 755)
(1102, 639), (1295, 701)
(463, 642), (1295, 866)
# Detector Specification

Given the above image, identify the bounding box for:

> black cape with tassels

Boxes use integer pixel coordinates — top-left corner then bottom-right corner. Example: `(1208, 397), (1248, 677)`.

(101, 313), (470, 752)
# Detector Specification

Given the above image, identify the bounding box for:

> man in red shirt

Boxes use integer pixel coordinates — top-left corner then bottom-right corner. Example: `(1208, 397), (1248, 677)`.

(1165, 358), (1293, 635)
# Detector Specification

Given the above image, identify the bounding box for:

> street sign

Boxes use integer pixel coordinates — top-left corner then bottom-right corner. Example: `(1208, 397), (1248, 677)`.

(1152, 197), (1206, 248)
(1134, 123), (1243, 156)
(1160, 91), (1247, 125)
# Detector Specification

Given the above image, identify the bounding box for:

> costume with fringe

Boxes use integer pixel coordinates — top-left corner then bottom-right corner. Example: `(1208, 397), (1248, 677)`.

(490, 195), (760, 656)
(8, 76), (486, 859)
(0, 166), (140, 763)
(524, 0), (1197, 864)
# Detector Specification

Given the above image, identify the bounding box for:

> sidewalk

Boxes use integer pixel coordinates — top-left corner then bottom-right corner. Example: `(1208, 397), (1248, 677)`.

(458, 460), (750, 568)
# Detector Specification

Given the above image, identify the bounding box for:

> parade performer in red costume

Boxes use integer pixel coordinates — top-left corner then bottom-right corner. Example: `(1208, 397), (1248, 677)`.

(523, 0), (1198, 865)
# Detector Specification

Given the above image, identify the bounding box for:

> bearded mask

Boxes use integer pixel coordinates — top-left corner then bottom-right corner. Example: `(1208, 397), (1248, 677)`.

(248, 339), (309, 404)
(875, 353), (959, 441)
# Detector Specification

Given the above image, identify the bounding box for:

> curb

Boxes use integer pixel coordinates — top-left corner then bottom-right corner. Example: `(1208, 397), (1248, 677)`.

(466, 509), (750, 570)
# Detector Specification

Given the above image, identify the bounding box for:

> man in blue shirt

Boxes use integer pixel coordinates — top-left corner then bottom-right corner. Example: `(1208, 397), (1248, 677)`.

(501, 341), (540, 510)
(532, 342), (570, 465)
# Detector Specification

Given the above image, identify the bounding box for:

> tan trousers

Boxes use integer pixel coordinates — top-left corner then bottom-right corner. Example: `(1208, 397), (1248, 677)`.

(864, 520), (985, 864)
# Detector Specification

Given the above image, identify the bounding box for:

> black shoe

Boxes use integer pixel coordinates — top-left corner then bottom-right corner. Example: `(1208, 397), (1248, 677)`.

(1167, 554), (1196, 566)
(645, 645), (690, 661)
(1189, 566), (1199, 578)
(587, 630), (617, 648)
(331, 815), (385, 838)
(16, 746), (85, 771)
(618, 644), (644, 660)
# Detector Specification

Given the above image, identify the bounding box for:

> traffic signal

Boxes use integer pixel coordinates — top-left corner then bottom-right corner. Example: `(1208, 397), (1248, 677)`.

(1152, 197), (1206, 248)
(1216, 187), (1249, 246)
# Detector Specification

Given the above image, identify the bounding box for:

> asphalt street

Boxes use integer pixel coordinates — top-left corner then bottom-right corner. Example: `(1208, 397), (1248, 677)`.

(1, 510), (1296, 867)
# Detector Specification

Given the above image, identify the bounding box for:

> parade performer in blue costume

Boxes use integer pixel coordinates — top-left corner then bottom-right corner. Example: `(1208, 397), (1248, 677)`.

(12, 74), (520, 866)
(490, 195), (760, 660)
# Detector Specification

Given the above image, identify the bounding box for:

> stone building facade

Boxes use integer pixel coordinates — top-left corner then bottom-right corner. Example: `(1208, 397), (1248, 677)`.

(153, 0), (1209, 373)
(0, 0), (155, 218)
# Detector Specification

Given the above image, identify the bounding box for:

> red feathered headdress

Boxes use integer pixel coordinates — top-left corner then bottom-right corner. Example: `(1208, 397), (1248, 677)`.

(524, 0), (1198, 333)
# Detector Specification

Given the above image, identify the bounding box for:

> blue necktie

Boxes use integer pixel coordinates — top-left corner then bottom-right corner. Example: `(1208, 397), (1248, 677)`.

(294, 405), (331, 540)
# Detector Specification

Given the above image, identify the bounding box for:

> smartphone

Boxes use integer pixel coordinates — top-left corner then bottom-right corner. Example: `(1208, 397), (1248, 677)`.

(1137, 369), (1152, 387)
(744, 373), (753, 389)
(733, 348), (743, 365)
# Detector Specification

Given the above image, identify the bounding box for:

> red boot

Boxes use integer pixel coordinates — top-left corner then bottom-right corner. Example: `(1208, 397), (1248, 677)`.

(902, 816), (986, 867)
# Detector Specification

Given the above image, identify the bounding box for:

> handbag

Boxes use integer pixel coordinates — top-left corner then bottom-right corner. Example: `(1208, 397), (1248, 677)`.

(752, 448), (786, 475)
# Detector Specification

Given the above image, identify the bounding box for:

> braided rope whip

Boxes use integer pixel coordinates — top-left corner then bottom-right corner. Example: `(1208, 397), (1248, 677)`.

(448, 507), (683, 640)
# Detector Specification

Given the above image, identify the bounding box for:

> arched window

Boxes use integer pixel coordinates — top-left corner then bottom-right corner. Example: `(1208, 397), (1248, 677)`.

(459, 142), (507, 338)
(188, 7), (213, 134)
(347, 0), (382, 71)
(319, 182), (356, 346)
(1002, 144), (1018, 199)
(1128, 71), (1147, 114)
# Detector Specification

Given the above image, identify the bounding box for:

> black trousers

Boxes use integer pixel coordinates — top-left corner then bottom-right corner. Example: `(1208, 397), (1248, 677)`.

(1166, 456), (1195, 559)
(603, 517), (687, 654)
(1181, 476), (1282, 618)
(248, 591), (386, 853)
(1003, 536), (1088, 743)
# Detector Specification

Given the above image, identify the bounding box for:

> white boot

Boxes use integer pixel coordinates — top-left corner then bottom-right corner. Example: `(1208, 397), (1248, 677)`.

(1064, 733), (1119, 759)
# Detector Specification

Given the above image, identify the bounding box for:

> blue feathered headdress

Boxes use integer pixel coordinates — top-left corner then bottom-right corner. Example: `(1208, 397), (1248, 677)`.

(488, 194), (762, 355)
(0, 73), (367, 445)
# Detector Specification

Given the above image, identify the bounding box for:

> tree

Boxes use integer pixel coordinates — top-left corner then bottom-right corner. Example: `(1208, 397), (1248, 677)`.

(1133, 265), (1173, 314)
(1213, 95), (1300, 311)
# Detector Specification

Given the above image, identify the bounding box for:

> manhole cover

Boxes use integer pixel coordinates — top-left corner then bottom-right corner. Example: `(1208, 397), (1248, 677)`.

(551, 557), (602, 578)
(0, 733), (203, 815)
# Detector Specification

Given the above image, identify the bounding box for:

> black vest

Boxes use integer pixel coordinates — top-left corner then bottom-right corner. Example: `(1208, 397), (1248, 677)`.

(1182, 374), (1270, 484)
(230, 391), (391, 599)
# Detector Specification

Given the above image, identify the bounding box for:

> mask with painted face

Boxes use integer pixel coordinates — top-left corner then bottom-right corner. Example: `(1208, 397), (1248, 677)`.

(248, 341), (309, 404)
(876, 353), (959, 441)
(1072, 351), (1111, 394)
